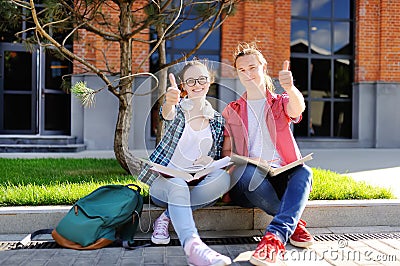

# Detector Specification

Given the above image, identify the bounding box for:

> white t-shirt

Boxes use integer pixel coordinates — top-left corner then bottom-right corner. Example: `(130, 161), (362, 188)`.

(168, 122), (212, 170)
(247, 99), (281, 167)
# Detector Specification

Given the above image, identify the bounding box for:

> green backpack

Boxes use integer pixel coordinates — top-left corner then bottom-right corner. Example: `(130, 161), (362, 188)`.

(51, 184), (143, 250)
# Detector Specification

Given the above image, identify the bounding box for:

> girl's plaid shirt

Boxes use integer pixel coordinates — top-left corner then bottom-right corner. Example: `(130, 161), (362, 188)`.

(137, 104), (225, 186)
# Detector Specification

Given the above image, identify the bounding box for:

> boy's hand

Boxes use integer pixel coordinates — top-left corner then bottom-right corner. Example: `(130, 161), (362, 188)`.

(279, 60), (294, 92)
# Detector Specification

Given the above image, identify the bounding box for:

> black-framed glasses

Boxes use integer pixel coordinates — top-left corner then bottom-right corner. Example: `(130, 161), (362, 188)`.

(185, 76), (208, 87)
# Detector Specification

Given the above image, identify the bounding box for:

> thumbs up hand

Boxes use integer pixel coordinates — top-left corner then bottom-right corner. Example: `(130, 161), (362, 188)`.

(279, 60), (294, 92)
(165, 73), (180, 107)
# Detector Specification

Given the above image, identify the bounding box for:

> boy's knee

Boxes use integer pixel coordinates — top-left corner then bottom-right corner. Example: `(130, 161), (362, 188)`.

(232, 164), (258, 186)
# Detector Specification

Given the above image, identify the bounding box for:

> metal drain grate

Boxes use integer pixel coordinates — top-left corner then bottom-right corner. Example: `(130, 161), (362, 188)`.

(0, 236), (261, 250)
(1, 233), (399, 250)
(0, 241), (60, 250)
(314, 232), (400, 242)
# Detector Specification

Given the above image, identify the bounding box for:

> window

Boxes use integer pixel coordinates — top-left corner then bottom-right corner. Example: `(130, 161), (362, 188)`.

(291, 0), (354, 138)
(0, 0), (72, 134)
(149, 4), (221, 138)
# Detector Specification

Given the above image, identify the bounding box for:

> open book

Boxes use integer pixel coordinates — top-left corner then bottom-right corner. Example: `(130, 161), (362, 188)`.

(142, 156), (232, 182)
(231, 153), (313, 176)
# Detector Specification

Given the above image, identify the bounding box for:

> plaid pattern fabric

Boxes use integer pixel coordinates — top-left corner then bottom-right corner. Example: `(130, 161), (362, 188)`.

(137, 104), (225, 186)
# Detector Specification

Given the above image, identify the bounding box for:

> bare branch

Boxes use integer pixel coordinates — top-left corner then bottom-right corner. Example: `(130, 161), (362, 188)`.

(58, 0), (121, 41)
(135, 0), (183, 72)
(163, 1), (232, 69)
(11, 0), (30, 9)
(28, 0), (119, 98)
(42, 17), (70, 30)
(62, 21), (86, 47)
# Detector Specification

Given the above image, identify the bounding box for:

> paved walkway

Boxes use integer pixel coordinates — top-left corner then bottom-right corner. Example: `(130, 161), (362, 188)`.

(1, 148), (400, 265)
(1, 226), (400, 265)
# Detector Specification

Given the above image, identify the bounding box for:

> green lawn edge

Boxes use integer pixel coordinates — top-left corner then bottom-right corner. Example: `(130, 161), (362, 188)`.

(0, 158), (395, 207)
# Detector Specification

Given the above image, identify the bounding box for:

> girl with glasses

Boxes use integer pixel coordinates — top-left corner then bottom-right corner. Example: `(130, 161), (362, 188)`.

(138, 60), (232, 266)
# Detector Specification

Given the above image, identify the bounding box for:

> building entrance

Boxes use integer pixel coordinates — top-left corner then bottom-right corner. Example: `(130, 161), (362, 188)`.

(0, 43), (71, 135)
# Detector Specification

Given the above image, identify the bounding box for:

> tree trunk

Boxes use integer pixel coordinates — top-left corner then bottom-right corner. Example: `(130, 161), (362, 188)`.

(155, 24), (167, 144)
(114, 1), (142, 174)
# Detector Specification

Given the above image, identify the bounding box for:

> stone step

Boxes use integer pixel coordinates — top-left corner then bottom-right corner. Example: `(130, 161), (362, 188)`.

(0, 143), (86, 153)
(1, 200), (399, 234)
(0, 135), (78, 145)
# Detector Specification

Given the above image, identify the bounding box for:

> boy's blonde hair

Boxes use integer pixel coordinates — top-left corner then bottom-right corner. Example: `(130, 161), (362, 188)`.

(233, 42), (275, 93)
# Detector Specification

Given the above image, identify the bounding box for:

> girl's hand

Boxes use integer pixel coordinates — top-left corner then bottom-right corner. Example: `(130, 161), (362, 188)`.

(193, 156), (213, 167)
(165, 73), (180, 107)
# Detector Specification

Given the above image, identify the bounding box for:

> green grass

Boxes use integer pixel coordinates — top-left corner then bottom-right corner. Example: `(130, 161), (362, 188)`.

(0, 158), (395, 207)
(0, 158), (149, 206)
(309, 168), (394, 200)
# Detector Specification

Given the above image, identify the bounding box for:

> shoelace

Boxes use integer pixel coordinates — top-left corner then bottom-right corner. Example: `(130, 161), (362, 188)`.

(256, 234), (285, 259)
(191, 242), (218, 263)
(153, 217), (169, 236)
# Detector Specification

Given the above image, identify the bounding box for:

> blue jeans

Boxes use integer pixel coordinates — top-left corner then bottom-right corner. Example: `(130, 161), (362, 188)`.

(150, 169), (230, 246)
(229, 164), (313, 244)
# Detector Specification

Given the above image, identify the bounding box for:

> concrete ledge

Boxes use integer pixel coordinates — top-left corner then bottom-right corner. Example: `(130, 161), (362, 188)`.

(1, 200), (400, 234)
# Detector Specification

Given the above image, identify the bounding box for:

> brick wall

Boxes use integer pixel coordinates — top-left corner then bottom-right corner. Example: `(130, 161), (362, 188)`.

(73, 0), (149, 74)
(355, 0), (400, 82)
(221, 0), (291, 78)
(72, 0), (400, 83)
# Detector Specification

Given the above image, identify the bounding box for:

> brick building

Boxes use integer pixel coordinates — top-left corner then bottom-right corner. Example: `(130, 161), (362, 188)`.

(1, 0), (400, 152)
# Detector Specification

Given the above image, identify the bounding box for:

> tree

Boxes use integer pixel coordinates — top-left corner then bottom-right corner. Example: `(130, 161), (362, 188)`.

(3, 0), (238, 173)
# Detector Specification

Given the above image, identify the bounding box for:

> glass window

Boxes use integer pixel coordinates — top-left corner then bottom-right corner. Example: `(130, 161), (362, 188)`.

(334, 22), (351, 55)
(311, 0), (331, 18)
(4, 94), (32, 130)
(45, 94), (70, 131)
(334, 0), (350, 19)
(334, 59), (352, 99)
(310, 20), (331, 55)
(291, 0), (354, 138)
(295, 104), (309, 137)
(291, 58), (308, 95)
(149, 6), (221, 138)
(334, 102), (351, 138)
(201, 25), (220, 50)
(291, 19), (309, 53)
(172, 21), (197, 50)
(310, 101), (331, 137)
(4, 51), (32, 91)
(311, 59), (331, 97)
(291, 0), (309, 17)
(45, 50), (72, 91)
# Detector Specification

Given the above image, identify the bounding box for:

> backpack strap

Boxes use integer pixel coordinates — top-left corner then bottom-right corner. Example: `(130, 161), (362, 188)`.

(122, 240), (151, 250)
(137, 195), (151, 234)
(18, 228), (54, 247)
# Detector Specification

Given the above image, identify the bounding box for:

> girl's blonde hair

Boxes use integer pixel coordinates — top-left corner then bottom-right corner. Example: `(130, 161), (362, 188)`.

(233, 42), (275, 93)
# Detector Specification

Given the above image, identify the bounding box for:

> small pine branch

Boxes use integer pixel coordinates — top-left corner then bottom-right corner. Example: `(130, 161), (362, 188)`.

(70, 81), (96, 108)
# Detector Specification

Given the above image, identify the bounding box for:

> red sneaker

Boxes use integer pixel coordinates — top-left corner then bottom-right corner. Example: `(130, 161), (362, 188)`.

(289, 219), (314, 248)
(250, 232), (285, 266)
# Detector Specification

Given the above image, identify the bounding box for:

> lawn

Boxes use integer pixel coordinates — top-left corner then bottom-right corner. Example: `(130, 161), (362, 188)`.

(0, 158), (394, 207)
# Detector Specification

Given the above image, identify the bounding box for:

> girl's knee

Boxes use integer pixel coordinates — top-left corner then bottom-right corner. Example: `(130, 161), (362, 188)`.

(213, 169), (231, 188)
(169, 177), (190, 186)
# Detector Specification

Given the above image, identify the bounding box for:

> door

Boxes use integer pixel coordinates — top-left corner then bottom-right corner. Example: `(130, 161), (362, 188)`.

(0, 43), (38, 134)
(0, 44), (71, 135)
(40, 47), (71, 135)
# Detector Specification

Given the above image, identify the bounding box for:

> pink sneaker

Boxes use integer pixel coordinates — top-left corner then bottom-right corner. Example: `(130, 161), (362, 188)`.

(184, 236), (232, 266)
(151, 212), (170, 245)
